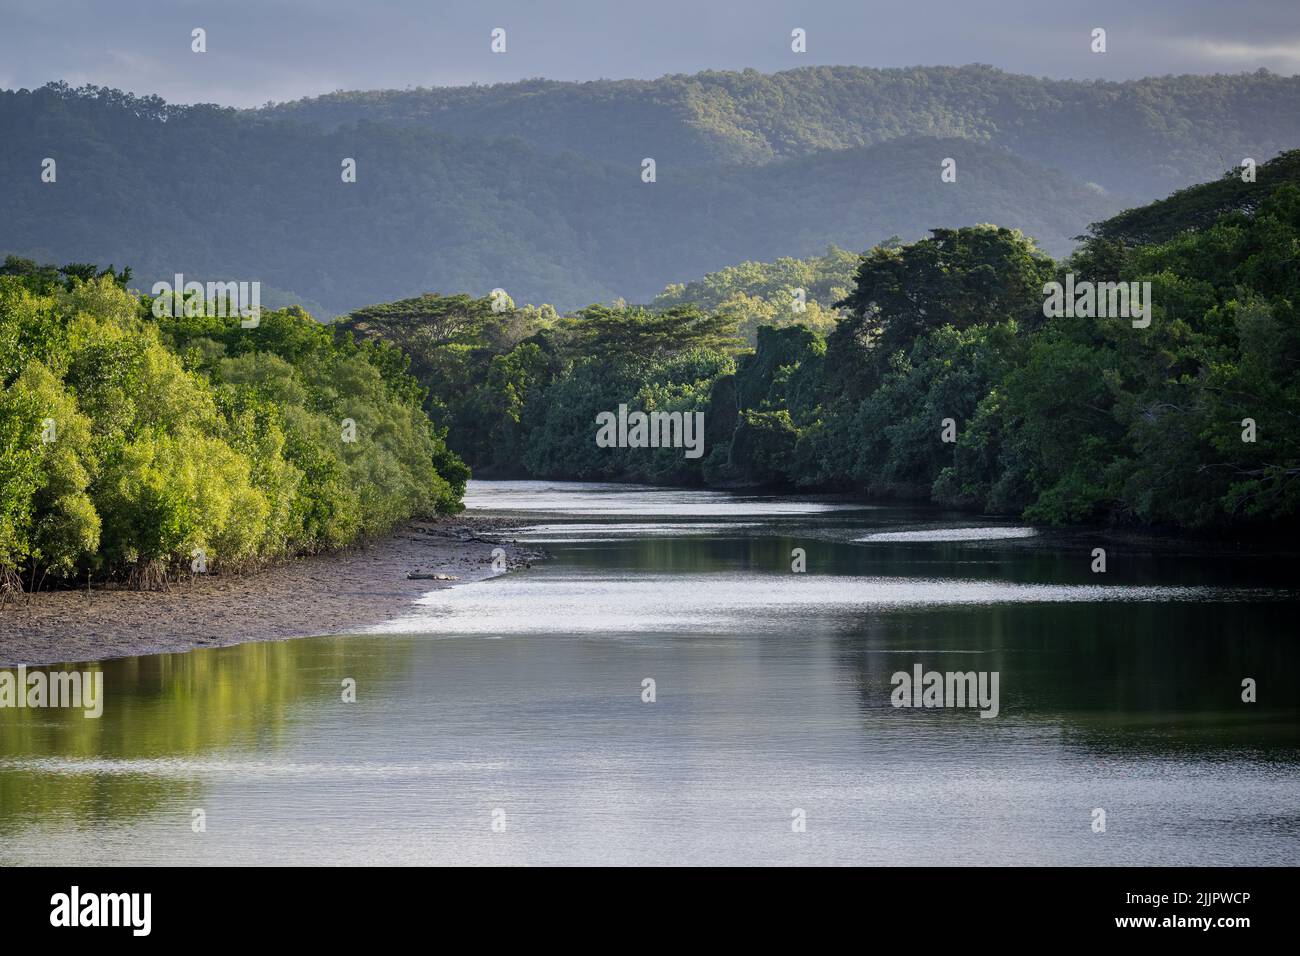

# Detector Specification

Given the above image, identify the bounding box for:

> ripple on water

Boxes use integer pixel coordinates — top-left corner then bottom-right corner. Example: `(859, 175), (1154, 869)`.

(463, 480), (865, 517)
(857, 526), (1038, 542)
(367, 571), (1246, 636)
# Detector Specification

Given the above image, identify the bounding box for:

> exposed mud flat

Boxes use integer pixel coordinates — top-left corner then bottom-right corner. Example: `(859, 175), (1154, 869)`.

(0, 516), (546, 666)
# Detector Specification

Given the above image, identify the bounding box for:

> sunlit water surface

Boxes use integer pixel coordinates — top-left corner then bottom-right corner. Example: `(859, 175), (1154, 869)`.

(2, 480), (1297, 865)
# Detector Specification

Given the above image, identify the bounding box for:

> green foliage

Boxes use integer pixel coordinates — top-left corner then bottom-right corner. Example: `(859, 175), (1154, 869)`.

(519, 345), (734, 484)
(728, 410), (799, 486)
(735, 324), (825, 412)
(908, 170), (1300, 529)
(0, 360), (100, 583)
(834, 225), (1053, 366)
(654, 247), (857, 346)
(571, 304), (739, 361)
(340, 295), (738, 480)
(2, 255), (131, 295)
(0, 267), (466, 590)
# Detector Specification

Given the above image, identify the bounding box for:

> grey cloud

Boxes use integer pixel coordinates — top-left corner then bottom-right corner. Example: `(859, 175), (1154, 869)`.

(0, 0), (1295, 105)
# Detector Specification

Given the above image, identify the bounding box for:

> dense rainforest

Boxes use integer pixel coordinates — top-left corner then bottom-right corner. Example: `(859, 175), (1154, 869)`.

(340, 151), (1300, 532)
(4, 67), (1298, 312)
(3, 148), (1297, 599)
(0, 261), (466, 592)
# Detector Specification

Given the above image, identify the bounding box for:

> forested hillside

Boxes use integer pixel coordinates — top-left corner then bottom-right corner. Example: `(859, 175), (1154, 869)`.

(5, 66), (1295, 313)
(261, 66), (1300, 195)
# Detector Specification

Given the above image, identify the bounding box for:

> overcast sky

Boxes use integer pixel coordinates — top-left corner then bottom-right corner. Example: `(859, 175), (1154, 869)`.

(1, 0), (1297, 107)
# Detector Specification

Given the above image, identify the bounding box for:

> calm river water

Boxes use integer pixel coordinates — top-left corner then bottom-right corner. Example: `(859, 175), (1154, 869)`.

(2, 480), (1297, 865)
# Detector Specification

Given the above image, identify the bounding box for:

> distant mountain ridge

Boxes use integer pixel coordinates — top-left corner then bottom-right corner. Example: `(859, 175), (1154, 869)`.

(1, 66), (1295, 313)
(258, 65), (1300, 195)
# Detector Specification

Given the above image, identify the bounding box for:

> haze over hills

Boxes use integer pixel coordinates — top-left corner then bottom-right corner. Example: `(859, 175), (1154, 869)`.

(260, 66), (1300, 195)
(1, 65), (1296, 314)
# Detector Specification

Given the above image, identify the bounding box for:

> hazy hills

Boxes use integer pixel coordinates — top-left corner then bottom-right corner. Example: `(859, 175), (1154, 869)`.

(260, 65), (1300, 196)
(1, 66), (1295, 313)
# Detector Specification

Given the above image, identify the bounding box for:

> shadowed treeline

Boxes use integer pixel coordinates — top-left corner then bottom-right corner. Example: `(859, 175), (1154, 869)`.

(346, 154), (1300, 533)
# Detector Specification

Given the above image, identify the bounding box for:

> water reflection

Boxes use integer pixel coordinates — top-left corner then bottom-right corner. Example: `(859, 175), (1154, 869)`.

(0, 638), (411, 834)
(1, 480), (1296, 865)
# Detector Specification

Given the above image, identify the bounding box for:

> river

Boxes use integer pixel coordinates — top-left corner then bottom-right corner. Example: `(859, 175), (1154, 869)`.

(2, 480), (1297, 865)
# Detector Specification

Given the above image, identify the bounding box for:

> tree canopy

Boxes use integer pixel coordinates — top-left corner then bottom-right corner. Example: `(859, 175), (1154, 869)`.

(0, 264), (466, 592)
